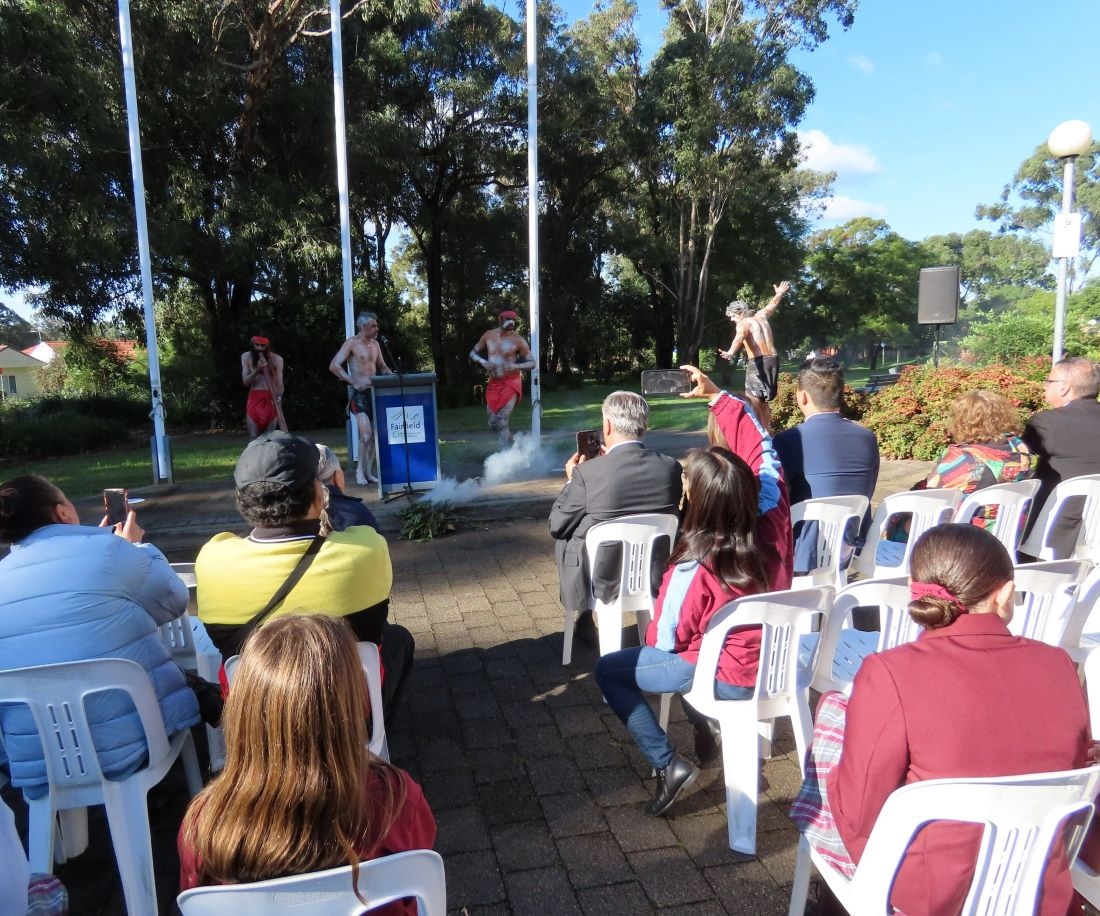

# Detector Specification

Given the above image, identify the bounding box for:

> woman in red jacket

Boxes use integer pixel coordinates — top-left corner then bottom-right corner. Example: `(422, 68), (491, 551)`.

(828, 524), (1090, 914)
(178, 614), (435, 914)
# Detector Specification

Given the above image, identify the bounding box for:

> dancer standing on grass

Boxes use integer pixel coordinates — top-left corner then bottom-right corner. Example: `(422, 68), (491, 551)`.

(330, 312), (393, 486)
(718, 280), (790, 402)
(242, 333), (284, 438)
(469, 309), (535, 450)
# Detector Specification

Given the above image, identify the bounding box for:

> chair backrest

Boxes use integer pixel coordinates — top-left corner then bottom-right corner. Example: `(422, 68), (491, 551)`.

(1084, 648), (1100, 739)
(0, 658), (173, 792)
(1020, 473), (1100, 562)
(851, 489), (962, 579)
(834, 575), (917, 650)
(953, 479), (1041, 559)
(790, 496), (870, 589)
(686, 587), (833, 718)
(848, 766), (1100, 914)
(172, 562), (198, 589)
(1010, 560), (1091, 646)
(584, 513), (679, 614)
(176, 848), (447, 915)
(160, 611), (200, 669)
(1067, 566), (1100, 651)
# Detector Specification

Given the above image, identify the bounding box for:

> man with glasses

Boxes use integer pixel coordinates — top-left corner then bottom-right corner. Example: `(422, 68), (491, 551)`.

(242, 331), (284, 438)
(1021, 356), (1100, 556)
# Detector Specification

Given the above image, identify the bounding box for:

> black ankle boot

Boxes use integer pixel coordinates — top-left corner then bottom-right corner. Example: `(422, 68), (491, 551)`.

(645, 753), (698, 816)
(693, 718), (722, 766)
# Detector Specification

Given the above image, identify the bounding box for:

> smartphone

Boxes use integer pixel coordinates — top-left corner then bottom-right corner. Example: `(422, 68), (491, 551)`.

(641, 368), (692, 396)
(576, 429), (602, 461)
(103, 488), (129, 526)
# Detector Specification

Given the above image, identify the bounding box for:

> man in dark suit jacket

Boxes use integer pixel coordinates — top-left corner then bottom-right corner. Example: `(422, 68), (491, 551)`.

(549, 391), (683, 644)
(772, 358), (879, 572)
(1022, 356), (1100, 557)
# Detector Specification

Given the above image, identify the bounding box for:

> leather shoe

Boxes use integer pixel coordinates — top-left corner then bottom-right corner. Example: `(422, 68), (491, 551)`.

(645, 753), (698, 816)
(693, 718), (722, 767)
(574, 611), (598, 648)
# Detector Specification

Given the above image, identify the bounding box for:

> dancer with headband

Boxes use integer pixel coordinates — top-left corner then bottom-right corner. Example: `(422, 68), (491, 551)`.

(242, 331), (285, 437)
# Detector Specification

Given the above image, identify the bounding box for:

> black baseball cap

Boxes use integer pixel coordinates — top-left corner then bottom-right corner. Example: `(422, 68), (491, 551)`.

(234, 431), (318, 490)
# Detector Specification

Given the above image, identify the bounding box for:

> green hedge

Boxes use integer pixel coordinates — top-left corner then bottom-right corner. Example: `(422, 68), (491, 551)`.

(859, 360), (1047, 460)
(0, 409), (132, 460)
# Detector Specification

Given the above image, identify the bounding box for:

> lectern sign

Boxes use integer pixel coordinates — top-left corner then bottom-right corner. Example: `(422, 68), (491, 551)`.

(386, 405), (425, 444)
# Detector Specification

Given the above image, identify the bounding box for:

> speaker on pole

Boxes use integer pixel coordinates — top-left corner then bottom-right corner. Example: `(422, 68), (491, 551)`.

(917, 266), (960, 325)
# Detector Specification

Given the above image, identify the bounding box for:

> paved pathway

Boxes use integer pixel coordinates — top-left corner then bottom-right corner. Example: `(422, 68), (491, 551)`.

(8, 442), (933, 914)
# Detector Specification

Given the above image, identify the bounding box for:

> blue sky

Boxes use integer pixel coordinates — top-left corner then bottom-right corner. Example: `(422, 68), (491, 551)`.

(7, 0), (1097, 322)
(540, 0), (1100, 242)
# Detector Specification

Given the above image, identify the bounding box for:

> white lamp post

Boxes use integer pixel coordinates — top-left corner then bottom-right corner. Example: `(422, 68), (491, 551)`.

(1047, 119), (1093, 364)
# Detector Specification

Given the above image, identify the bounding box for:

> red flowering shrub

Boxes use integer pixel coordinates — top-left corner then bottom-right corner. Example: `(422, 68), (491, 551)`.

(860, 361), (1046, 460)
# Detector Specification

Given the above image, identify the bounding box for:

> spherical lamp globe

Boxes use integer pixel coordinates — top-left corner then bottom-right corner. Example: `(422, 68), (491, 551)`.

(1048, 120), (1093, 159)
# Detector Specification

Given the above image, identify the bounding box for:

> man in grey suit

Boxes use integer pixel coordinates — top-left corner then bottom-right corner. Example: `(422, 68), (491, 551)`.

(1022, 356), (1100, 557)
(549, 391), (683, 647)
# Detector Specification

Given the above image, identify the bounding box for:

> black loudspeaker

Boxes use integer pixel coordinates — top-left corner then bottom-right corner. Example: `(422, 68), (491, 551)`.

(917, 266), (960, 325)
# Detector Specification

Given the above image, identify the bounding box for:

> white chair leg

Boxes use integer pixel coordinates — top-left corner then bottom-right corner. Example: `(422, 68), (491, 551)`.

(58, 807), (89, 860)
(27, 796), (56, 872)
(562, 609), (576, 665)
(788, 835), (814, 916)
(596, 606), (623, 657)
(206, 724), (226, 773)
(635, 610), (652, 648)
(720, 712), (761, 854)
(758, 720), (774, 760)
(658, 692), (671, 732)
(180, 732), (203, 796)
(102, 783), (158, 916)
(790, 697), (814, 778)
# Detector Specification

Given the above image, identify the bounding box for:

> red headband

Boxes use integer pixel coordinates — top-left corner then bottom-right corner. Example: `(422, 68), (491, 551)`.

(251, 336), (270, 346)
(910, 581), (967, 612)
(499, 311), (517, 321)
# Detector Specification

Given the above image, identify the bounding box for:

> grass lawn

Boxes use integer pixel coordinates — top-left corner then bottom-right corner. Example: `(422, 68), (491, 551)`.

(3, 358), (922, 499)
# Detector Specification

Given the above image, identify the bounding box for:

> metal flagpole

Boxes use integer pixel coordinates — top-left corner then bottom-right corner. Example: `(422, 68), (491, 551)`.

(330, 0), (358, 464)
(526, 0), (541, 446)
(117, 0), (172, 483)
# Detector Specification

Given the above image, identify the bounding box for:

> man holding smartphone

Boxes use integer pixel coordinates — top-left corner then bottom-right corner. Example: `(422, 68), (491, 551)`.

(549, 391), (683, 657)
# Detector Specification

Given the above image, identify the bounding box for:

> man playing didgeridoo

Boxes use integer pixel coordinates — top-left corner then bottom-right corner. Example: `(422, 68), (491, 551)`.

(470, 309), (535, 450)
(329, 312), (393, 486)
(718, 280), (791, 403)
(242, 333), (285, 438)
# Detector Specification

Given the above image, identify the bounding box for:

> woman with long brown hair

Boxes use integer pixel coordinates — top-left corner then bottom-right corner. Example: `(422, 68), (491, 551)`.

(178, 614), (434, 910)
(595, 435), (790, 817)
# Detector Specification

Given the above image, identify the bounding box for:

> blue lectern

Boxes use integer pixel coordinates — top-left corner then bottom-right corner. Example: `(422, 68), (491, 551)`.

(370, 372), (440, 496)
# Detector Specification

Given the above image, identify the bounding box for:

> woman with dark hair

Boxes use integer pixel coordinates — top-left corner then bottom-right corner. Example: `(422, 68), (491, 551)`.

(821, 524), (1090, 913)
(178, 615), (434, 912)
(0, 475), (200, 796)
(595, 373), (793, 817)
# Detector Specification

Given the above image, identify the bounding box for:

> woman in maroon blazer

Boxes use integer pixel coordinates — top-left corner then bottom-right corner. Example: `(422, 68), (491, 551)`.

(828, 523), (1091, 914)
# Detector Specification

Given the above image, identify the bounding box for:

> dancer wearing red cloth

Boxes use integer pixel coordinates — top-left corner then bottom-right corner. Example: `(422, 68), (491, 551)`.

(469, 309), (535, 449)
(241, 333), (284, 438)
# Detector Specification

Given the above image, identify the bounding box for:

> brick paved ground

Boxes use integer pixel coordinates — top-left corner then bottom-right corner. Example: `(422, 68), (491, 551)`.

(3, 447), (933, 914)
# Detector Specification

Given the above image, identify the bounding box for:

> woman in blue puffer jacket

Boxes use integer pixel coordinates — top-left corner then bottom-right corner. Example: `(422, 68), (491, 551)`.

(0, 475), (200, 797)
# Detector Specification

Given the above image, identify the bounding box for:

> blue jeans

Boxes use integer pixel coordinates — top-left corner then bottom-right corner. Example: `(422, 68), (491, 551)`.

(595, 646), (752, 770)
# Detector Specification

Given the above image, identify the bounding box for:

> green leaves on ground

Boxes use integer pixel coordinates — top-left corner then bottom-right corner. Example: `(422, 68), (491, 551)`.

(399, 500), (456, 542)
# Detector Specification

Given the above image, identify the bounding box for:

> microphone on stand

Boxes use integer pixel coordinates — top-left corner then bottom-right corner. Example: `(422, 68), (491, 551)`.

(379, 334), (390, 347)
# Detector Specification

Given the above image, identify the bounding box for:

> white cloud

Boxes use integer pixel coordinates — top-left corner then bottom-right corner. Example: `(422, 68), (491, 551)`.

(848, 54), (874, 75)
(926, 50), (943, 68)
(821, 196), (888, 222)
(798, 129), (881, 176)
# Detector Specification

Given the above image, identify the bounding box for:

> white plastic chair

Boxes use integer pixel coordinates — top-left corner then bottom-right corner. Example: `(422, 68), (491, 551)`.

(789, 495), (870, 590)
(1019, 473), (1100, 562)
(953, 478), (1041, 560)
(790, 766), (1100, 916)
(1074, 651), (1100, 907)
(160, 611), (226, 771)
(1009, 560), (1091, 646)
(0, 658), (203, 916)
(171, 562), (198, 590)
(177, 848), (447, 915)
(563, 513), (679, 664)
(1071, 567), (1100, 657)
(850, 488), (962, 579)
(806, 576), (913, 694)
(682, 586), (833, 854)
(224, 641), (389, 761)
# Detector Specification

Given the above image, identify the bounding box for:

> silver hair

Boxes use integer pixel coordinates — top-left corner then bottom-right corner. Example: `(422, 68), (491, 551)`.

(602, 391), (649, 439)
(725, 300), (750, 319)
(1056, 357), (1100, 400)
(356, 311), (378, 330)
(315, 444), (341, 483)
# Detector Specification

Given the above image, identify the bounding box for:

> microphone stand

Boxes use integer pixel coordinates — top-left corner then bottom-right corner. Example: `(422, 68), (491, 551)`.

(379, 336), (416, 503)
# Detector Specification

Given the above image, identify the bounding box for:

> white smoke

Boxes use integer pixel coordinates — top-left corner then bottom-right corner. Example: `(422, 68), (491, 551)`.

(426, 433), (547, 505)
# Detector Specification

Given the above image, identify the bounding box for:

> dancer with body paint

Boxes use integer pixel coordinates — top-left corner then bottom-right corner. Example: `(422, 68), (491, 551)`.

(242, 332), (285, 438)
(469, 309), (535, 450)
